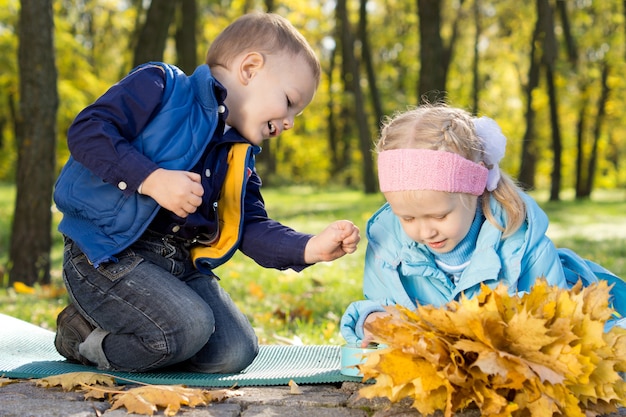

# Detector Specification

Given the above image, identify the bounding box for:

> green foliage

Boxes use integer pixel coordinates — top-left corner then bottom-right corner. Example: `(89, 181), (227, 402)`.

(0, 0), (19, 180)
(3, 0), (626, 189)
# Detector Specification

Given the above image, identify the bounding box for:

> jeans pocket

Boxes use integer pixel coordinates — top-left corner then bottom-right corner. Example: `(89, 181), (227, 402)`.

(68, 243), (143, 284)
(96, 250), (143, 282)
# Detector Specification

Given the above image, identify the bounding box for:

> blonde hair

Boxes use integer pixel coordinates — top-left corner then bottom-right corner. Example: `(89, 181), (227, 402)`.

(376, 105), (526, 237)
(206, 12), (321, 88)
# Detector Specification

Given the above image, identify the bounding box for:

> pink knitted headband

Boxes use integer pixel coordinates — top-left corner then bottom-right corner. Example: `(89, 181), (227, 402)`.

(377, 149), (488, 195)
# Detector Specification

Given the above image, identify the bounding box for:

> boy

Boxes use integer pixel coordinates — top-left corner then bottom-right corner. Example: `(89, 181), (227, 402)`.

(54, 12), (360, 374)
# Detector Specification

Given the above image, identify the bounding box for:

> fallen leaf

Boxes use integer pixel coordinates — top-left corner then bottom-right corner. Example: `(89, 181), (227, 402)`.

(33, 371), (242, 416)
(35, 372), (116, 391)
(288, 379), (303, 395)
(359, 279), (626, 417)
(0, 377), (17, 387)
(109, 385), (210, 416)
(204, 387), (243, 401)
(13, 281), (36, 295)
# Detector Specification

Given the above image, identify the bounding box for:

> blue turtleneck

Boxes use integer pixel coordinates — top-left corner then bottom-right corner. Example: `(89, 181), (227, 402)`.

(429, 204), (485, 286)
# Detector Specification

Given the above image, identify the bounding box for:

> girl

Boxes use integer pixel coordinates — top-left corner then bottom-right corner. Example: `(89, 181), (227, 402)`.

(341, 105), (626, 347)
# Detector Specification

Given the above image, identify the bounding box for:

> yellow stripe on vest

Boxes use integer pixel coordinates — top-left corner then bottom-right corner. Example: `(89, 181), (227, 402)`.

(191, 143), (251, 268)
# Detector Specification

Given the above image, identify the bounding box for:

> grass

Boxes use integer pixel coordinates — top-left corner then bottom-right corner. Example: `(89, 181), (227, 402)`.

(1, 183), (625, 345)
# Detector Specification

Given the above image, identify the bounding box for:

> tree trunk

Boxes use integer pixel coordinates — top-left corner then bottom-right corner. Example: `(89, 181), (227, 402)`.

(337, 0), (377, 194)
(326, 42), (341, 178)
(132, 0), (177, 68)
(541, 0), (561, 202)
(9, 0), (58, 286)
(555, 0), (577, 65)
(359, 0), (384, 127)
(574, 96), (588, 198)
(471, 0), (481, 115)
(518, 0), (546, 190)
(582, 63), (610, 198)
(546, 66), (562, 202)
(416, 0), (446, 103)
(175, 0), (197, 75)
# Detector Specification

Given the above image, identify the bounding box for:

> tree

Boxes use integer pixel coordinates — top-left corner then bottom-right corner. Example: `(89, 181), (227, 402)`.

(325, 40), (342, 180)
(518, 0), (545, 190)
(569, 2), (619, 199)
(417, 0), (446, 103)
(577, 63), (610, 198)
(541, 0), (562, 202)
(358, 0), (384, 127)
(175, 0), (198, 75)
(8, 0), (58, 285)
(132, 0), (177, 68)
(546, 64), (563, 202)
(416, 0), (464, 103)
(336, 0), (377, 193)
(470, 0), (482, 115)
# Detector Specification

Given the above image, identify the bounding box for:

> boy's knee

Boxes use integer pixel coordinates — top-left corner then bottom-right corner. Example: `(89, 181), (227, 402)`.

(225, 337), (259, 372)
(188, 335), (259, 373)
(170, 312), (215, 359)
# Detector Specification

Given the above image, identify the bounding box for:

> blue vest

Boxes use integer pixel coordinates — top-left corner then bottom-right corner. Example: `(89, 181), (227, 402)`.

(54, 63), (221, 266)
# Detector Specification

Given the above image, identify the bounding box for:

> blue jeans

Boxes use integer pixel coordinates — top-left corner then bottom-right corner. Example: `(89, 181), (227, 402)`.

(61, 231), (258, 373)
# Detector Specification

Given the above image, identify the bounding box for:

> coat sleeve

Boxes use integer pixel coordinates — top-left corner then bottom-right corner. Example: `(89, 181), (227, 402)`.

(340, 241), (417, 345)
(66, 66), (164, 195)
(239, 169), (312, 271)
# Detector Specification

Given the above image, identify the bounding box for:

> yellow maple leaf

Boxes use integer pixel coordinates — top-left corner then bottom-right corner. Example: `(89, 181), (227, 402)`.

(34, 372), (240, 416)
(581, 280), (613, 322)
(204, 387), (242, 402)
(0, 377), (16, 387)
(110, 385), (207, 416)
(472, 380), (519, 417)
(360, 279), (626, 417)
(12, 281), (36, 295)
(35, 371), (116, 391)
(505, 308), (557, 353)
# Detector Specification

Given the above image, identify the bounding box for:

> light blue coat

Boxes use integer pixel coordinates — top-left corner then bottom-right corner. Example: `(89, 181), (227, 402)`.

(340, 192), (626, 344)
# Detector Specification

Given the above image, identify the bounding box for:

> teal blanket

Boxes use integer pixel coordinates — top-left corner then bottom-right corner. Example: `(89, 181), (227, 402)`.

(0, 314), (359, 387)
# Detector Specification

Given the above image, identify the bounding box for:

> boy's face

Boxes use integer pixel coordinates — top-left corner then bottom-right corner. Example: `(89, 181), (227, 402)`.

(385, 190), (478, 254)
(226, 51), (317, 146)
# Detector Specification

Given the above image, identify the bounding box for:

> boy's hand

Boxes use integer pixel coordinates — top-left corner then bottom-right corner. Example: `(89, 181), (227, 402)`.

(139, 168), (204, 218)
(303, 220), (360, 264)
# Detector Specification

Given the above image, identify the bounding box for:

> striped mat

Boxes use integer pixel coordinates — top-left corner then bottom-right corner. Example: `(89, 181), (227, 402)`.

(0, 313), (361, 387)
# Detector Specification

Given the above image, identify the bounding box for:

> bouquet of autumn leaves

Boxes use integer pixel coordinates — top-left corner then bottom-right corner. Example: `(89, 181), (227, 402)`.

(358, 279), (626, 417)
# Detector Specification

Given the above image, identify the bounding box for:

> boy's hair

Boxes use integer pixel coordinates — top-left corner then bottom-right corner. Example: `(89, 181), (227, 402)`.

(376, 104), (526, 238)
(206, 12), (321, 87)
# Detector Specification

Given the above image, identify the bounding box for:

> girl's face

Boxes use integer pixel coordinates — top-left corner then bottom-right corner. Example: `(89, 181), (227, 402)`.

(226, 51), (317, 146)
(385, 190), (478, 253)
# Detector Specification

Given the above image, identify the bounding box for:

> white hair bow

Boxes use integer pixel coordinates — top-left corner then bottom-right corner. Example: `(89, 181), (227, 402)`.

(473, 116), (506, 191)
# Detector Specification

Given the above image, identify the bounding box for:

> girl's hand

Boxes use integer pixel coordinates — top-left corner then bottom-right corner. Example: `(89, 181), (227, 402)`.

(361, 312), (388, 347)
(304, 220), (360, 264)
(139, 168), (204, 218)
